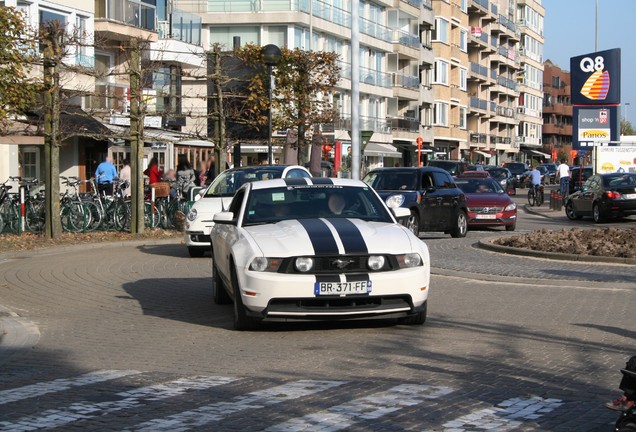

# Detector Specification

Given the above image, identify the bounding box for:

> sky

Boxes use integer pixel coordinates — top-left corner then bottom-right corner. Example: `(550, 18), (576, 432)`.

(543, 0), (636, 125)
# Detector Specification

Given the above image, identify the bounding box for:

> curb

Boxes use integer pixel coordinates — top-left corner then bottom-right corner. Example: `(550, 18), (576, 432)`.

(0, 237), (181, 261)
(523, 204), (562, 219)
(477, 236), (636, 265)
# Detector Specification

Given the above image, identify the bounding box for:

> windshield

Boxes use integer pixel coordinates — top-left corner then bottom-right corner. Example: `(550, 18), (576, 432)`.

(205, 168), (286, 198)
(428, 161), (461, 175)
(486, 168), (508, 179)
(505, 163), (526, 172)
(242, 185), (393, 226)
(454, 178), (504, 194)
(363, 171), (417, 191)
(603, 173), (636, 187)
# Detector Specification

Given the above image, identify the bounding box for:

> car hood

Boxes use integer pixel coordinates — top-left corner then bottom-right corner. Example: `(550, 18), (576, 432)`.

(244, 218), (414, 257)
(465, 193), (513, 208)
(190, 196), (231, 221)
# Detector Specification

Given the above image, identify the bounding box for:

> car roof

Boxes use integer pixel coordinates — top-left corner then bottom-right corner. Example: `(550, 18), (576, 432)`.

(220, 164), (309, 174)
(248, 177), (368, 190)
(367, 166), (450, 174)
(456, 171), (490, 178)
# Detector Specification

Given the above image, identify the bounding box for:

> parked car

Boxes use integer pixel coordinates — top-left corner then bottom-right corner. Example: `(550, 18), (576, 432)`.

(184, 165), (311, 257)
(569, 166), (594, 195)
(363, 167), (468, 238)
(485, 167), (516, 195)
(426, 160), (468, 176)
(454, 177), (517, 231)
(211, 178), (431, 329)
(538, 163), (557, 184)
(503, 162), (530, 188)
(565, 173), (636, 222)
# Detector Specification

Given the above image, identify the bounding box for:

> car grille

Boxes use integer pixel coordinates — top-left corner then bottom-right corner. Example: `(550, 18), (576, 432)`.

(470, 206), (503, 214)
(278, 255), (396, 274)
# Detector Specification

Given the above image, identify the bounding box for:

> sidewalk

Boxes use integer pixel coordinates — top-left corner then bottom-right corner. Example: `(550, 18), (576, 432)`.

(523, 202), (565, 219)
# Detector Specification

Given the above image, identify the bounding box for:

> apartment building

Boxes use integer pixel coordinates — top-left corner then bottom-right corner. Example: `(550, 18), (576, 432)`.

(176, 0), (436, 169)
(542, 60), (572, 160)
(0, 0), (208, 183)
(516, 0), (545, 162)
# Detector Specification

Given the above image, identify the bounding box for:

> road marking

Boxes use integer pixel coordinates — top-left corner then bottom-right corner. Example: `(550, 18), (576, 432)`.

(0, 370), (142, 405)
(266, 384), (453, 432)
(0, 375), (238, 431)
(431, 396), (563, 432)
(132, 379), (346, 432)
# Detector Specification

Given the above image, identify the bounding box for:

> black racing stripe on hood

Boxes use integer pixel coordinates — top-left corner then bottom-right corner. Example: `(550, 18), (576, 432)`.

(311, 178), (334, 185)
(327, 218), (368, 254)
(297, 219), (339, 255)
(283, 178), (308, 186)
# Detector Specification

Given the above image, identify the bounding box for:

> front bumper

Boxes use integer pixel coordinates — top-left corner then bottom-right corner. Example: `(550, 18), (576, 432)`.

(467, 211), (517, 227)
(236, 267), (429, 320)
(184, 218), (213, 247)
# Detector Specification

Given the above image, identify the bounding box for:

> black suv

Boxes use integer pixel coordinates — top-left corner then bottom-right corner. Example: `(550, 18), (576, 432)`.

(426, 160), (467, 176)
(364, 167), (468, 238)
(503, 162), (530, 188)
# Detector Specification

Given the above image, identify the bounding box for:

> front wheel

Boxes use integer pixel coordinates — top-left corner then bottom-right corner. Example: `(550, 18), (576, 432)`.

(565, 201), (581, 220)
(450, 211), (468, 238)
(406, 210), (420, 236)
(536, 190), (544, 207)
(592, 202), (604, 223)
(231, 265), (256, 331)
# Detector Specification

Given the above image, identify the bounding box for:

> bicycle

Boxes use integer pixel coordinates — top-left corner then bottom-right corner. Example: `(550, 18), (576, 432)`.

(527, 183), (544, 207)
(0, 177), (44, 234)
(0, 178), (17, 234)
(60, 176), (92, 232)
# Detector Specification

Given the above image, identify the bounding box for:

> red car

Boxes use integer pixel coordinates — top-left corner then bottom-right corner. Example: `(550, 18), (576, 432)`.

(454, 177), (517, 231)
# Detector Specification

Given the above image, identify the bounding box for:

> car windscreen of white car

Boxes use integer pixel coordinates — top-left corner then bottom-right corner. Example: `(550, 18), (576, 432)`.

(242, 185), (394, 226)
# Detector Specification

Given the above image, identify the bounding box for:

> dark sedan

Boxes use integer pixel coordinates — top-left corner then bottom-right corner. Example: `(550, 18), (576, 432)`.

(485, 167), (516, 195)
(565, 173), (636, 223)
(364, 167), (469, 238)
(454, 177), (517, 231)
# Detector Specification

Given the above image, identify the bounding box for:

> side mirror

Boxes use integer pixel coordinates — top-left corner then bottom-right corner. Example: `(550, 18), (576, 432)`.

(213, 211), (235, 224)
(392, 207), (410, 219)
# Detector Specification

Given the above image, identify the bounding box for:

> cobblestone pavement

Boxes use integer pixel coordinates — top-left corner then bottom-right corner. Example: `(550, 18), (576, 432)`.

(0, 209), (634, 431)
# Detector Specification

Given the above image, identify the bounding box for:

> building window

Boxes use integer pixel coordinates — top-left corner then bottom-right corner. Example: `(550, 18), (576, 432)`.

(460, 0), (468, 12)
(459, 107), (467, 129)
(459, 29), (467, 52)
(434, 102), (449, 126)
(459, 67), (467, 90)
(433, 18), (449, 44)
(20, 148), (39, 180)
(434, 60), (449, 85)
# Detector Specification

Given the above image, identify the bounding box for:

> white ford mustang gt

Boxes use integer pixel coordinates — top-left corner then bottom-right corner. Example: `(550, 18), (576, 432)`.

(211, 177), (431, 330)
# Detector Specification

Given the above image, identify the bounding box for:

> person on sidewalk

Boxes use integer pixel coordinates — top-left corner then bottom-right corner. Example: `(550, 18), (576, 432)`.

(606, 356), (636, 411)
(119, 158), (131, 197)
(95, 156), (118, 196)
(556, 159), (570, 198)
(144, 157), (163, 185)
(176, 155), (196, 199)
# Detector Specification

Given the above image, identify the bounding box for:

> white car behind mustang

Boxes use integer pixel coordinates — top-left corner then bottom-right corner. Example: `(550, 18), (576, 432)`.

(211, 177), (431, 330)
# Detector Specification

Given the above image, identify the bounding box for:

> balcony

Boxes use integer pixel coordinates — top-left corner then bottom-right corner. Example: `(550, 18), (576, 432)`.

(75, 53), (95, 68)
(543, 103), (572, 116)
(470, 97), (488, 114)
(469, 0), (489, 15)
(422, 0), (432, 10)
(392, 29), (420, 49)
(516, 135), (542, 147)
(543, 123), (573, 136)
(393, 73), (420, 90)
(469, 62), (488, 83)
(94, 0), (158, 41)
(339, 62), (392, 88)
(335, 115), (391, 134)
(390, 116), (420, 132)
(360, 17), (392, 42)
(470, 132), (488, 144)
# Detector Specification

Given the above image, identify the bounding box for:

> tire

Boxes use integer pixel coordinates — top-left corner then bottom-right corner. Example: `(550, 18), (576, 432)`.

(231, 265), (255, 331)
(0, 211), (4, 234)
(25, 201), (45, 234)
(188, 247), (205, 258)
(618, 423), (636, 432)
(61, 203), (86, 232)
(113, 201), (130, 232)
(212, 263), (232, 305)
(505, 223), (516, 231)
(527, 189), (534, 206)
(565, 201), (581, 220)
(536, 190), (544, 207)
(0, 202), (19, 233)
(450, 210), (468, 238)
(592, 202), (604, 223)
(144, 202), (161, 228)
(406, 210), (420, 236)
(83, 201), (102, 232)
(399, 302), (427, 325)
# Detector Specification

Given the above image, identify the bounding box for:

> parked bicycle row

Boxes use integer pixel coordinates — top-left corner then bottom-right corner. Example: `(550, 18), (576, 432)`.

(0, 176), (191, 235)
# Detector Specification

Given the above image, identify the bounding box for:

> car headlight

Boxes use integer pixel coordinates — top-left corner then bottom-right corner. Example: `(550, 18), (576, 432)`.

(249, 257), (282, 272)
(386, 194), (405, 208)
(295, 257), (314, 273)
(500, 179), (507, 186)
(367, 255), (386, 271)
(396, 253), (422, 268)
(187, 208), (198, 221)
(504, 203), (517, 211)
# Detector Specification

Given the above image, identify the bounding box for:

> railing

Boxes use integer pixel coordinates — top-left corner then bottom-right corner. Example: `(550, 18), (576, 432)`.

(360, 17), (392, 42)
(390, 117), (420, 132)
(497, 76), (517, 91)
(490, 69), (497, 79)
(95, 0), (156, 31)
(491, 35), (497, 47)
(470, 133), (488, 144)
(471, 0), (489, 10)
(393, 73), (420, 89)
(495, 105), (517, 118)
(392, 29), (420, 48)
(401, 0), (420, 8)
(498, 14), (516, 33)
(490, 3), (497, 15)
(75, 53), (95, 68)
(470, 62), (488, 77)
(339, 62), (392, 88)
(422, 0), (432, 9)
(335, 115), (391, 134)
(304, 0), (351, 27)
(470, 97), (487, 111)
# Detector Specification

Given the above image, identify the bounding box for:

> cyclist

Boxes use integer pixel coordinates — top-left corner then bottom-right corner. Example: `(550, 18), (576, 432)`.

(528, 164), (542, 193)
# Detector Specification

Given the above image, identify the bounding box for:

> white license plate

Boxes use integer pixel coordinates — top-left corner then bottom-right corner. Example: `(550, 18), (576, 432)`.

(314, 281), (372, 296)
(624, 193), (636, 199)
(476, 214), (497, 219)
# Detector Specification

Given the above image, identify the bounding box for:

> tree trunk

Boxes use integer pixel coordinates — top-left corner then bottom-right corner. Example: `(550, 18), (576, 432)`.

(214, 47), (227, 175)
(42, 28), (62, 238)
(129, 38), (144, 234)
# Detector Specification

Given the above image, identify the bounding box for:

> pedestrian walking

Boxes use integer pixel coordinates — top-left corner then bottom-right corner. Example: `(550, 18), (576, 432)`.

(144, 157), (163, 185)
(176, 155), (196, 199)
(95, 155), (118, 195)
(556, 159), (570, 198)
(196, 160), (207, 187)
(119, 157), (131, 197)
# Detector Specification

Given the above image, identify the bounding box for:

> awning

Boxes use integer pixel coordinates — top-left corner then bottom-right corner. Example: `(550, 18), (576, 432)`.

(531, 150), (551, 159)
(364, 143), (401, 158)
(175, 140), (215, 147)
(236, 144), (282, 153)
(474, 150), (491, 158)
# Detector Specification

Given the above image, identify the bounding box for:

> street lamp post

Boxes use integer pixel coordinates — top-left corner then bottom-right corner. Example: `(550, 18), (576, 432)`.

(262, 44), (282, 165)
